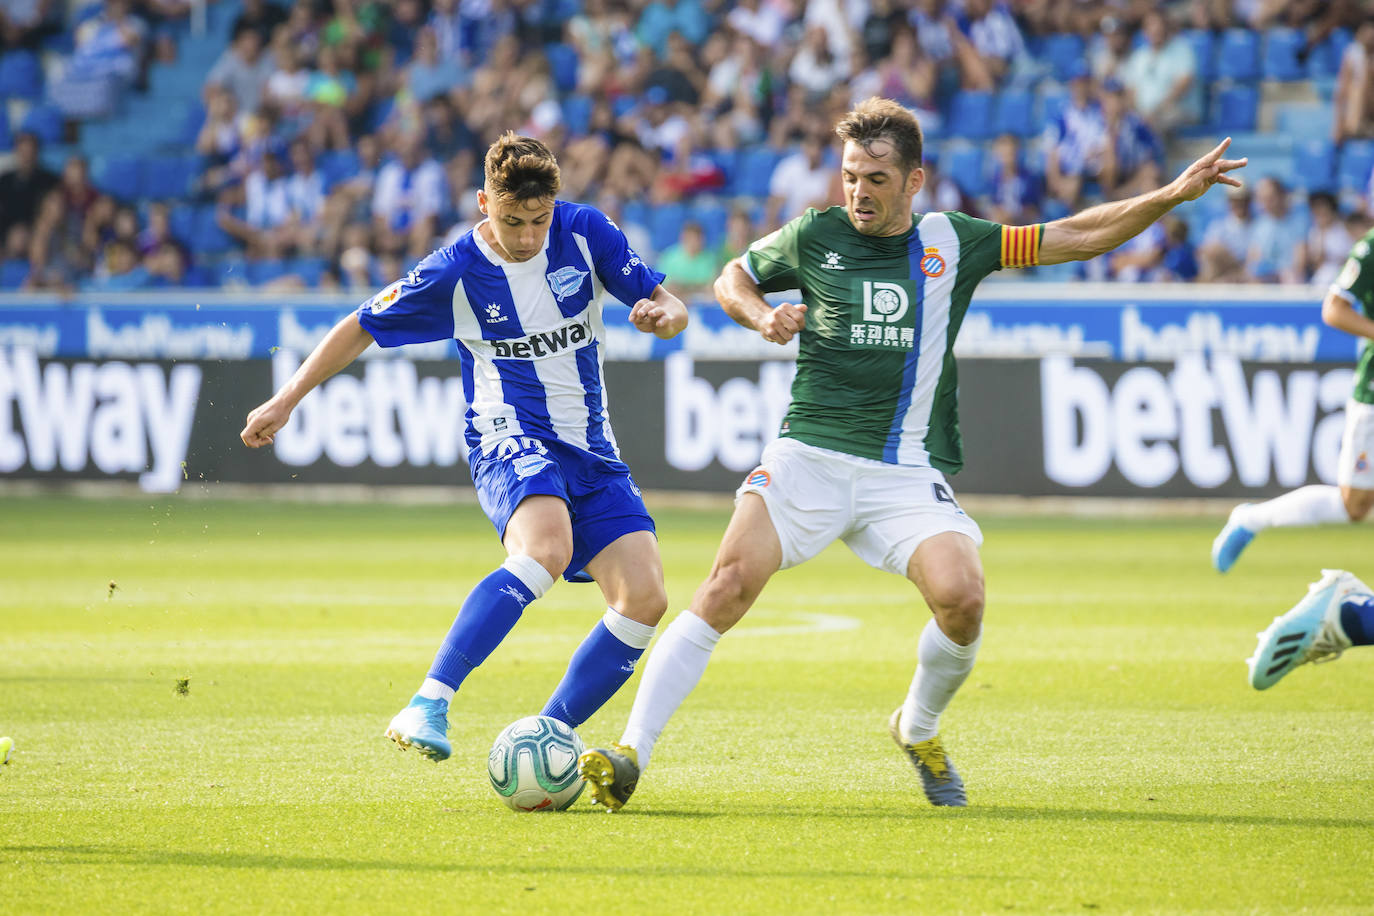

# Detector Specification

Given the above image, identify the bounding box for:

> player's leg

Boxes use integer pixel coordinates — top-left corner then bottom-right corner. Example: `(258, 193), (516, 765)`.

(580, 492), (784, 810)
(386, 492), (570, 760)
(1249, 568), (1374, 689)
(539, 530), (666, 728)
(1214, 401), (1374, 573)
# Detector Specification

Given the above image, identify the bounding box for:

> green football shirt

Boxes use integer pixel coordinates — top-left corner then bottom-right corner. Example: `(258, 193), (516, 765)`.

(1331, 227), (1374, 405)
(744, 206), (1039, 473)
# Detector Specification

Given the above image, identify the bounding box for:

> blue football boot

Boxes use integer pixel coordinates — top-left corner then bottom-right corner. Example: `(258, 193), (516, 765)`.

(1212, 505), (1257, 573)
(889, 709), (967, 807)
(1248, 569), (1366, 690)
(384, 695), (452, 761)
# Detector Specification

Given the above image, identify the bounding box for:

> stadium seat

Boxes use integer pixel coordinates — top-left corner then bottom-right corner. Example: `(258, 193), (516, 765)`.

(734, 147), (781, 198)
(19, 104), (64, 144)
(246, 259), (288, 286)
(191, 205), (235, 255)
(0, 50), (43, 100)
(140, 155), (196, 199)
(168, 204), (196, 245)
(1275, 103), (1332, 138)
(947, 91), (995, 140)
(545, 42), (579, 94)
(1041, 34), (1085, 83)
(1263, 28), (1306, 82)
(0, 259), (30, 289)
(993, 89), (1035, 138)
(93, 155), (143, 201)
(561, 94), (593, 136)
(1212, 85), (1259, 133)
(1308, 28), (1350, 79)
(1338, 140), (1374, 193)
(287, 257), (327, 286)
(1215, 29), (1261, 83)
(0, 107), (9, 151)
(647, 201), (687, 255)
(687, 198), (729, 248)
(319, 149), (361, 188)
(1291, 139), (1337, 192)
(1181, 29), (1215, 84)
(1036, 88), (1068, 130)
(944, 145), (986, 197)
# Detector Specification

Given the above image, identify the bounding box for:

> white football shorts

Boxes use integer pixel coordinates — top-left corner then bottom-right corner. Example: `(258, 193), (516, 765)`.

(1337, 398), (1374, 489)
(735, 436), (983, 576)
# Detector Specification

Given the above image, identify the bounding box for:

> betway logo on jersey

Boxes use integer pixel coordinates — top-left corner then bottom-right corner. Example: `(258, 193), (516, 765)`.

(490, 316), (594, 359)
(850, 279), (917, 349)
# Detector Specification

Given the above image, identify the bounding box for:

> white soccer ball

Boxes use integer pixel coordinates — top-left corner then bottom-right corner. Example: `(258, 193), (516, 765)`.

(487, 715), (586, 811)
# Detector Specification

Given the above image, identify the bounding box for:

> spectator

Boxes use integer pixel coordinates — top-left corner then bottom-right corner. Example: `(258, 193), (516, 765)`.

(1118, 11), (1199, 136)
(1098, 78), (1162, 200)
(205, 27), (274, 115)
(1, 0), (59, 51)
(1199, 185), (1254, 282)
(788, 26), (851, 101)
(647, 31), (707, 106)
(219, 150), (291, 258)
(1334, 21), (1374, 144)
(1160, 215), (1199, 282)
(911, 0), (995, 92)
(1043, 67), (1105, 209)
(961, 0), (1025, 89)
(232, 0), (286, 44)
(912, 149), (973, 216)
(371, 132), (447, 258)
(849, 24), (937, 121)
(657, 221), (719, 298)
(337, 222), (375, 289)
(86, 238), (151, 290)
(263, 39), (311, 131)
(765, 132), (832, 228)
(407, 26), (468, 103)
(726, 0), (788, 51)
(859, 0), (907, 63)
(637, 0), (710, 59)
(303, 45), (356, 150)
(0, 132), (59, 241)
(1088, 16), (1131, 83)
(1247, 177), (1306, 283)
(284, 137), (326, 252)
(50, 0), (147, 119)
(713, 206), (756, 264)
(1107, 220), (1166, 282)
(59, 155), (100, 226)
(985, 134), (1041, 226)
(1290, 190), (1352, 286)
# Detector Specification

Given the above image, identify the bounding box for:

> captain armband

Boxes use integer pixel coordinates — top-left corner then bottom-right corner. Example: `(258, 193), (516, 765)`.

(1000, 224), (1044, 268)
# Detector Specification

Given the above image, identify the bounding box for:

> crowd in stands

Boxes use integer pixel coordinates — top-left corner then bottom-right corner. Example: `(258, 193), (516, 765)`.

(2, 0), (1374, 294)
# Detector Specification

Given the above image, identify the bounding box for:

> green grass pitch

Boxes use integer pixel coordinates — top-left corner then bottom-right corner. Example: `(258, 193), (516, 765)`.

(2, 493), (1371, 914)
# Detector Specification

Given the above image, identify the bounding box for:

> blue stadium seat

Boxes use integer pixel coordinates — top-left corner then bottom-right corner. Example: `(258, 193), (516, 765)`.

(947, 91), (994, 140)
(168, 204), (196, 245)
(647, 201), (686, 255)
(0, 260), (30, 289)
(246, 259), (288, 286)
(0, 50), (43, 100)
(0, 107), (10, 151)
(1291, 139), (1337, 192)
(1338, 140), (1374, 193)
(545, 42), (579, 94)
(1041, 34), (1085, 83)
(1263, 28), (1306, 81)
(141, 155), (196, 199)
(19, 102), (62, 144)
(621, 199), (650, 233)
(734, 147), (781, 197)
(1275, 103), (1331, 137)
(1215, 29), (1260, 83)
(1181, 29), (1215, 83)
(944, 146), (986, 197)
(1036, 88), (1068, 131)
(993, 89), (1036, 138)
(1212, 85), (1259, 133)
(192, 205), (234, 255)
(288, 257), (326, 286)
(1308, 28), (1350, 79)
(561, 94), (593, 136)
(93, 155), (143, 201)
(319, 149), (361, 188)
(687, 199), (728, 247)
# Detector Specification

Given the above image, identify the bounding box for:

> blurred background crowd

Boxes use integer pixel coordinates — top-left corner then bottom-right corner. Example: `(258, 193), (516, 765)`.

(1, 0), (1373, 295)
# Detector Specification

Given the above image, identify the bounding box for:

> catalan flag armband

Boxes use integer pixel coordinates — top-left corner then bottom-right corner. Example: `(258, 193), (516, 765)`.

(1000, 224), (1043, 268)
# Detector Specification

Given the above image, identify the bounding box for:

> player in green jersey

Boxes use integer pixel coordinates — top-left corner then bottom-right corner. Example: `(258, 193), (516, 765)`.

(1213, 227), (1374, 577)
(581, 97), (1247, 809)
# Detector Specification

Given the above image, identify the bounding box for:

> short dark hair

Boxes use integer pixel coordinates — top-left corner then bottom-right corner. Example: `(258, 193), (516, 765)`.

(484, 131), (561, 202)
(834, 97), (923, 175)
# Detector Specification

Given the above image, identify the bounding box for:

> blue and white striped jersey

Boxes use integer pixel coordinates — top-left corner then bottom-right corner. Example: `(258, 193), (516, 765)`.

(355, 200), (665, 463)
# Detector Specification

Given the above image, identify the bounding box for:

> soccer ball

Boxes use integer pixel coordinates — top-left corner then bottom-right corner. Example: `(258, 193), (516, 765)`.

(487, 715), (586, 811)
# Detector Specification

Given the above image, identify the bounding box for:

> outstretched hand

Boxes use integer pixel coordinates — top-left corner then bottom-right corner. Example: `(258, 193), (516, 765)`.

(1171, 137), (1248, 202)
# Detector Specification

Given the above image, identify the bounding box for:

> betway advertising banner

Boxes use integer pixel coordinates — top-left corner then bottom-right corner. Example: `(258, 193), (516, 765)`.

(0, 285), (1358, 363)
(0, 348), (1352, 497)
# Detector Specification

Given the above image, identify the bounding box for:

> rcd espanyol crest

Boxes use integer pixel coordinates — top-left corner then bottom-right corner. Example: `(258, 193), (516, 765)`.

(547, 265), (588, 302)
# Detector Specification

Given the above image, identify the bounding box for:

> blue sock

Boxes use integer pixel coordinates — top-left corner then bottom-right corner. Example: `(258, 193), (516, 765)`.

(427, 558), (549, 690)
(541, 610), (655, 728)
(1340, 594), (1374, 646)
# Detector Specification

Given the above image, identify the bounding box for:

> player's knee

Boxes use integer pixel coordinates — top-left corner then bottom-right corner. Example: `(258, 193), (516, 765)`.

(524, 542), (573, 581)
(931, 583), (984, 644)
(617, 577), (669, 625)
(1344, 491), (1374, 521)
(695, 562), (759, 631)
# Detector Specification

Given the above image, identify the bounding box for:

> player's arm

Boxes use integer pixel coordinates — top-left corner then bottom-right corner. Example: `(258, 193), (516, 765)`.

(714, 257), (807, 345)
(1320, 289), (1374, 340)
(240, 314), (374, 447)
(1038, 137), (1247, 265)
(627, 284), (689, 339)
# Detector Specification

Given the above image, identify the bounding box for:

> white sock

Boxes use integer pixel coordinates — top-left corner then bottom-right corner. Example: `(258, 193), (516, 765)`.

(601, 607), (656, 650)
(619, 611), (721, 771)
(900, 619), (981, 744)
(418, 678), (455, 702)
(1237, 485), (1349, 531)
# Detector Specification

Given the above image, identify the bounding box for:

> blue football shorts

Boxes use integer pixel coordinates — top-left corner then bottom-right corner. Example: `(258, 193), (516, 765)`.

(470, 436), (655, 583)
